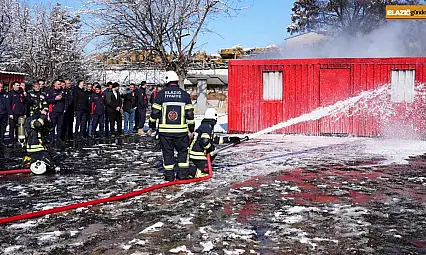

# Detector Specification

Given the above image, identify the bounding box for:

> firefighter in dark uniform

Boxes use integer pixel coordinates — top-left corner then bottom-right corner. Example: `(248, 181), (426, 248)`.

(27, 80), (47, 117)
(22, 102), (55, 174)
(188, 108), (246, 178)
(7, 81), (27, 147)
(46, 80), (67, 141)
(149, 71), (195, 181)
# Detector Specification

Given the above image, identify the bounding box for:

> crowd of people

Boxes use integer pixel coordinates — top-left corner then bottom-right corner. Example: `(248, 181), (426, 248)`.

(0, 71), (245, 180)
(0, 78), (162, 148)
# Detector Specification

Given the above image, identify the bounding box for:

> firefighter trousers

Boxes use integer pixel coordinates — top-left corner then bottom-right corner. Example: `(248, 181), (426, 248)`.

(159, 133), (189, 181)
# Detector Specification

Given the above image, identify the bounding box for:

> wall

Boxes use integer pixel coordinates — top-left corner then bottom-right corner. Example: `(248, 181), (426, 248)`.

(228, 58), (426, 136)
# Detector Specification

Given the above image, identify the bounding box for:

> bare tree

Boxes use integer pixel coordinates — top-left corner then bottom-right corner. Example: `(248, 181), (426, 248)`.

(287, 0), (420, 36)
(84, 0), (246, 88)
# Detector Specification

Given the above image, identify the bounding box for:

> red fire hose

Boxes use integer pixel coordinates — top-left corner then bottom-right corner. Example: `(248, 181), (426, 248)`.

(0, 169), (32, 175)
(0, 154), (213, 225)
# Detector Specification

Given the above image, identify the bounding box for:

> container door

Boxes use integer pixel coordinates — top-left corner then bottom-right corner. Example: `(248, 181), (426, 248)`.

(319, 68), (352, 135)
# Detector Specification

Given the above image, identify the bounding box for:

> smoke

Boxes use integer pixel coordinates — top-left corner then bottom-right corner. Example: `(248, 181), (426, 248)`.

(255, 21), (426, 59)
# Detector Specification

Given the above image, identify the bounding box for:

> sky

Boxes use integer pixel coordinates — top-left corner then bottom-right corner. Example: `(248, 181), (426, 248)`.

(38, 0), (294, 55)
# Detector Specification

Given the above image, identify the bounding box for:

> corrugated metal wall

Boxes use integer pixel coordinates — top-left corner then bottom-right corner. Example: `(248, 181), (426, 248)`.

(0, 73), (25, 90)
(228, 58), (426, 136)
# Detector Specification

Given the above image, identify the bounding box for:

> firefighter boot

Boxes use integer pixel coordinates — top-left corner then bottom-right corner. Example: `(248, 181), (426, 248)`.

(176, 168), (189, 180)
(164, 170), (175, 182)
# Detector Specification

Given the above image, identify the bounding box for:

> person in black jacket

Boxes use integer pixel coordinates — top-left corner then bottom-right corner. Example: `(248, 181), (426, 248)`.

(62, 78), (74, 141)
(89, 85), (106, 137)
(73, 80), (90, 138)
(123, 84), (136, 134)
(135, 81), (148, 135)
(0, 82), (8, 146)
(7, 81), (27, 147)
(105, 82), (123, 137)
(46, 80), (67, 141)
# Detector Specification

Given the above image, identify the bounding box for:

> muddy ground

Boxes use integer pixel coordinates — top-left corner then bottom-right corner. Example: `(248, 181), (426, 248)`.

(0, 135), (425, 255)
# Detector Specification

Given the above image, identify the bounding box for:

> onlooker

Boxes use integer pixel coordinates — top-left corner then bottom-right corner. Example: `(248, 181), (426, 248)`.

(0, 82), (8, 146)
(46, 80), (67, 141)
(135, 81), (148, 135)
(38, 79), (46, 93)
(86, 83), (95, 136)
(62, 78), (74, 141)
(7, 81), (27, 147)
(123, 84), (136, 134)
(105, 82), (122, 137)
(89, 85), (106, 137)
(73, 80), (90, 138)
(103, 82), (113, 137)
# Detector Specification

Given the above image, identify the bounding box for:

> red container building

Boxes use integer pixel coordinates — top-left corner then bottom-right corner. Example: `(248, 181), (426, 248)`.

(0, 71), (27, 90)
(228, 57), (426, 136)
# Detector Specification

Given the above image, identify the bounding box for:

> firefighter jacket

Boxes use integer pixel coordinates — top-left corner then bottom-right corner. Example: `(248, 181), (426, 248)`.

(27, 89), (46, 114)
(149, 83), (195, 134)
(89, 92), (106, 115)
(46, 88), (67, 113)
(189, 119), (231, 161)
(25, 113), (52, 153)
(135, 88), (148, 109)
(7, 89), (27, 116)
(0, 91), (7, 115)
(73, 86), (90, 112)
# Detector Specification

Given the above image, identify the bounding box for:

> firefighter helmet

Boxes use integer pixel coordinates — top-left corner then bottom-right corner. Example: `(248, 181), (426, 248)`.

(204, 108), (218, 121)
(165, 71), (179, 83)
(30, 160), (47, 175)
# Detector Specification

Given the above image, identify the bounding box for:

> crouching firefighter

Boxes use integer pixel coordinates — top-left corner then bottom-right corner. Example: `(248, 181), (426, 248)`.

(188, 108), (248, 178)
(22, 103), (55, 175)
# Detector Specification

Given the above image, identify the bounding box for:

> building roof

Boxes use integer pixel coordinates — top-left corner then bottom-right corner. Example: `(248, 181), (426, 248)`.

(0, 70), (28, 76)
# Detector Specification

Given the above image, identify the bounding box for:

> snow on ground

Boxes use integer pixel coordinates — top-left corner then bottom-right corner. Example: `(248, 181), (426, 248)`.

(1, 134), (426, 254)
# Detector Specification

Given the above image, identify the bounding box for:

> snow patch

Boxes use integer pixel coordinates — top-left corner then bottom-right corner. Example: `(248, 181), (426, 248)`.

(169, 245), (193, 254)
(200, 240), (214, 251)
(4, 245), (24, 253)
(139, 222), (164, 234)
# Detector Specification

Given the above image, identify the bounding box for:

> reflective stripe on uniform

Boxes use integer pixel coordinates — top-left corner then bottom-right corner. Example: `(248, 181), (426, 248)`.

(158, 127), (188, 133)
(184, 104), (193, 110)
(200, 133), (210, 139)
(163, 164), (174, 171)
(149, 117), (156, 122)
(178, 162), (189, 168)
(26, 144), (45, 153)
(204, 143), (211, 150)
(218, 136), (224, 144)
(159, 124), (187, 129)
(152, 103), (162, 110)
(189, 150), (207, 160)
(187, 119), (195, 124)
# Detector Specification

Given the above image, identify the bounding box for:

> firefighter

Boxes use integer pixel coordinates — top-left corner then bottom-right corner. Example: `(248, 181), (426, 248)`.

(7, 81), (27, 147)
(188, 108), (246, 178)
(148, 71), (195, 181)
(22, 102), (55, 174)
(27, 80), (47, 117)
(89, 85), (106, 137)
(46, 80), (67, 142)
(0, 82), (7, 146)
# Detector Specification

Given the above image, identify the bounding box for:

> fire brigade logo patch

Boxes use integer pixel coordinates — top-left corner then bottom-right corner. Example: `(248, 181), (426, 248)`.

(168, 110), (178, 121)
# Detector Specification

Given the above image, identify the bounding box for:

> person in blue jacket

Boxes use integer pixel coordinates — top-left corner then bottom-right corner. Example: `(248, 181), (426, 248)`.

(89, 85), (106, 137)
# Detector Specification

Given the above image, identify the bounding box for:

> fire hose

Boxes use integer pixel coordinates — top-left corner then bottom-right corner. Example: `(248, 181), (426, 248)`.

(0, 138), (247, 224)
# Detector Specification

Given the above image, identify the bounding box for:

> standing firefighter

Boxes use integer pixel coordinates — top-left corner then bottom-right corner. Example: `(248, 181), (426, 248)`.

(27, 80), (47, 116)
(188, 108), (246, 178)
(149, 71), (195, 181)
(22, 102), (55, 174)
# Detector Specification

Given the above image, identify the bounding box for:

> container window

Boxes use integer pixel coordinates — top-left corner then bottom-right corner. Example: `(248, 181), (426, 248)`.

(390, 70), (415, 103)
(263, 71), (283, 100)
